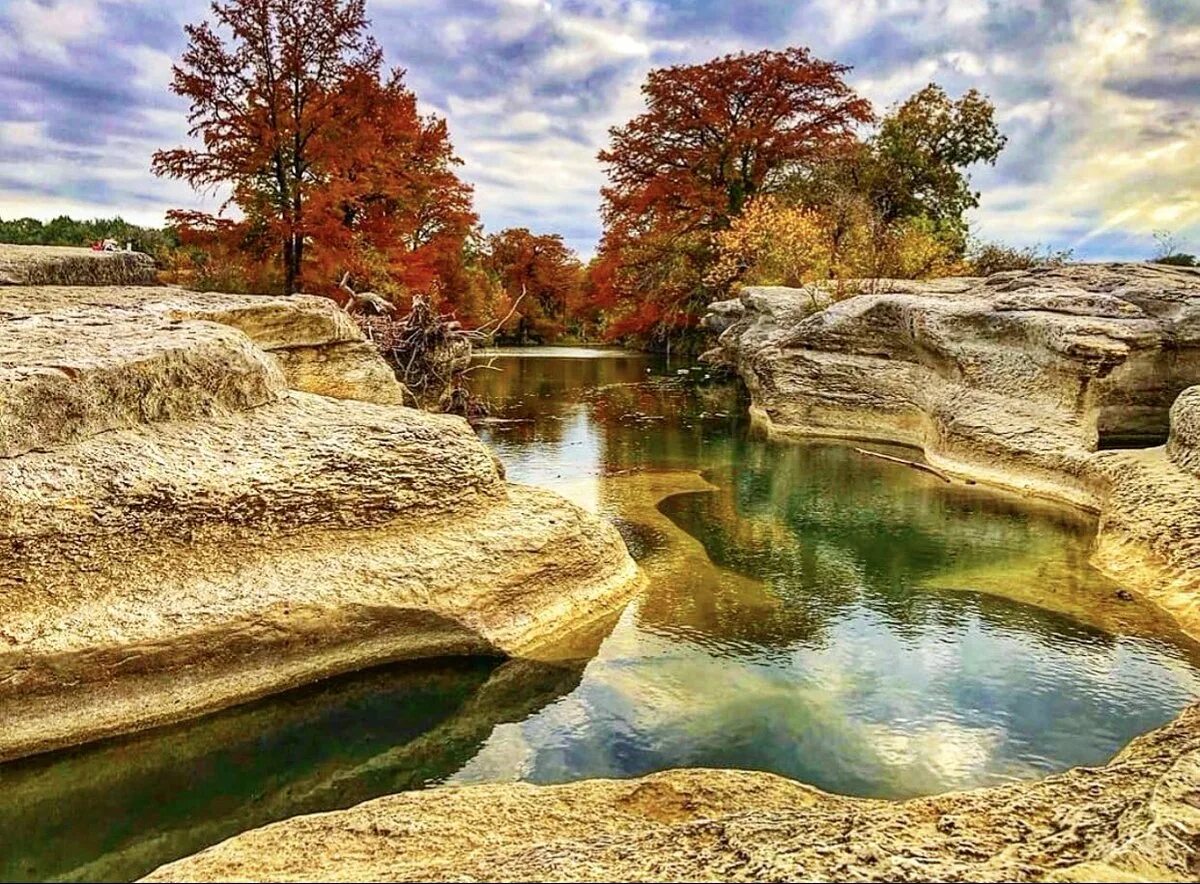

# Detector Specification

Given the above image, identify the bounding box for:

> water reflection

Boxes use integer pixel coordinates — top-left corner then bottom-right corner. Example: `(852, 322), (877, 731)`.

(4, 347), (1199, 882)
(465, 348), (1200, 799)
(0, 656), (586, 883)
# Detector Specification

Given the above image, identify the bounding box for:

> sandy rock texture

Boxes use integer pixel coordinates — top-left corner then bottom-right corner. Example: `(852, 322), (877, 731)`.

(145, 702), (1200, 883)
(0, 247), (639, 762)
(705, 263), (1200, 641)
(0, 243), (157, 287)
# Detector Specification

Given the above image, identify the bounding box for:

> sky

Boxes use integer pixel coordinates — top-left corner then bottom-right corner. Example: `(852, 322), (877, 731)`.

(0, 0), (1197, 260)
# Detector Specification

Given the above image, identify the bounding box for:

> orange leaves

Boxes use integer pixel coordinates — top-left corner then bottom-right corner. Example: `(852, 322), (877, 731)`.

(599, 46), (873, 236)
(152, 0), (477, 304)
(482, 228), (585, 342)
(593, 46), (874, 346)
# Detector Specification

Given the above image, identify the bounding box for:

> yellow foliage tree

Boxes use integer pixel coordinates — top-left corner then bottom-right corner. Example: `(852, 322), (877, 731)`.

(707, 197), (836, 289)
(709, 195), (961, 295)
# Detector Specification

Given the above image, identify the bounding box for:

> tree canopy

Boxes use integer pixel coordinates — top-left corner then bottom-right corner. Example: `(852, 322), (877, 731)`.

(152, 0), (480, 310)
(591, 52), (1007, 348)
(12, 19), (1014, 351)
(591, 47), (875, 348)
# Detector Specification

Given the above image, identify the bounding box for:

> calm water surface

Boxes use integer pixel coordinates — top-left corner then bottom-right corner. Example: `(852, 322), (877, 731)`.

(2, 347), (1198, 881)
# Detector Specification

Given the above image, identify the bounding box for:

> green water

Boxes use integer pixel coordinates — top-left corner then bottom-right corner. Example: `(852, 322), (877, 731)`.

(2, 347), (1198, 882)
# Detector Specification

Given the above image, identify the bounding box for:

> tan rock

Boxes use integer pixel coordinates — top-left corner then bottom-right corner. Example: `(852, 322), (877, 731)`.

(143, 703), (1200, 883)
(0, 243), (157, 287)
(706, 263), (1200, 641)
(0, 247), (640, 761)
(1167, 386), (1200, 477)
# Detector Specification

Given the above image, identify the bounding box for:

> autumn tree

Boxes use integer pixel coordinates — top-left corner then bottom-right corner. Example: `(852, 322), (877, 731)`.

(153, 0), (479, 307)
(300, 69), (478, 305)
(483, 228), (585, 342)
(592, 46), (873, 347)
(791, 84), (1005, 257)
(153, 0), (387, 294)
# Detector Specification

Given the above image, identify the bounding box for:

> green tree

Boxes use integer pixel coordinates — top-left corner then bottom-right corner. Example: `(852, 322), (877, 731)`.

(794, 84), (1006, 255)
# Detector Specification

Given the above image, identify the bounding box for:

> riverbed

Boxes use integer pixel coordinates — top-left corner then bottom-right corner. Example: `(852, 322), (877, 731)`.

(2, 347), (1198, 882)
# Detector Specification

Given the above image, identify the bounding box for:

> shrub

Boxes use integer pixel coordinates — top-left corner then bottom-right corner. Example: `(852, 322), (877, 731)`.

(707, 196), (962, 294)
(966, 241), (1072, 276)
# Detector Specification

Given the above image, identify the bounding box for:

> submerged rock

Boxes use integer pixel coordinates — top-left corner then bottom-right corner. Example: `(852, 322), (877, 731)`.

(706, 264), (1200, 643)
(0, 247), (640, 762)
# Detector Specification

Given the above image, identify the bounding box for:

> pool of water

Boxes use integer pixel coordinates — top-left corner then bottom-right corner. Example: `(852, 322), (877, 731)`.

(2, 347), (1198, 882)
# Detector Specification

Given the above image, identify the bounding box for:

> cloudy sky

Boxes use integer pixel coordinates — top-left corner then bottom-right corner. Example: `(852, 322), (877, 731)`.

(1, 0), (1197, 259)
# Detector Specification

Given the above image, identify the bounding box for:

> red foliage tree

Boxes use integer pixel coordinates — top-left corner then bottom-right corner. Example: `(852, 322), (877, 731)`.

(300, 69), (478, 304)
(592, 47), (873, 347)
(483, 228), (585, 342)
(152, 0), (477, 304)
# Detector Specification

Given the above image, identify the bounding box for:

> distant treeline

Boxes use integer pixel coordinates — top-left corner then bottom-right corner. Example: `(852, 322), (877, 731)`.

(0, 216), (179, 256)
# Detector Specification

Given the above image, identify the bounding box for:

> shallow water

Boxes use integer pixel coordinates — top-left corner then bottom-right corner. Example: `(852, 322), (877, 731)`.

(461, 349), (1200, 797)
(2, 347), (1198, 882)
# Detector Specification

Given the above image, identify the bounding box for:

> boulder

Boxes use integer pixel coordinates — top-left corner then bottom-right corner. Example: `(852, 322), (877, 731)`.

(0, 246), (640, 761)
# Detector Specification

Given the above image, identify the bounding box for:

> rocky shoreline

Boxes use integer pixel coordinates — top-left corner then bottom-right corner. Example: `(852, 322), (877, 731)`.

(145, 263), (1200, 883)
(7, 251), (1197, 882)
(0, 245), (641, 761)
(704, 264), (1200, 643)
(145, 703), (1200, 882)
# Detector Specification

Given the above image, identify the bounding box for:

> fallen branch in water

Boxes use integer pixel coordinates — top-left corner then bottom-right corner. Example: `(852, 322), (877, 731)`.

(853, 447), (952, 483)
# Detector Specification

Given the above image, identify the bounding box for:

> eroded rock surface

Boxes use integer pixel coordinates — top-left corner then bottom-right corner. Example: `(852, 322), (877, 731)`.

(705, 264), (1200, 641)
(145, 703), (1200, 882)
(0, 243), (157, 287)
(0, 247), (639, 761)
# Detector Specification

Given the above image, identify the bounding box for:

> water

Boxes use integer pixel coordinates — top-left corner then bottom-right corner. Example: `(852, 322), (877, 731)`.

(2, 347), (1198, 881)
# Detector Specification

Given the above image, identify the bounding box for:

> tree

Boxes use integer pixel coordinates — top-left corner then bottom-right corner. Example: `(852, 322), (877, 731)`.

(592, 47), (873, 347)
(870, 85), (1005, 234)
(794, 85), (1005, 254)
(707, 196), (960, 295)
(153, 0), (479, 303)
(483, 228), (585, 342)
(1151, 230), (1196, 267)
(299, 69), (479, 304)
(706, 197), (837, 289)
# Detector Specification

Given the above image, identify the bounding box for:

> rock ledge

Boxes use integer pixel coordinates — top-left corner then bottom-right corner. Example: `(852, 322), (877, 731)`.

(0, 247), (640, 761)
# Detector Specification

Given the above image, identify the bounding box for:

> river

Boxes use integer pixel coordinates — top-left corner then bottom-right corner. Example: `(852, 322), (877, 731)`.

(2, 347), (1198, 882)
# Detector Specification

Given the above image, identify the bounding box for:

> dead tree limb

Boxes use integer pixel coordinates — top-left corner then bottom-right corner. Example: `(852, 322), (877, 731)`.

(853, 447), (953, 483)
(339, 272), (396, 315)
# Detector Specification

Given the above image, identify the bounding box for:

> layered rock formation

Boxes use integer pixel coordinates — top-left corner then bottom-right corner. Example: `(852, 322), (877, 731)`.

(146, 702), (1200, 882)
(705, 264), (1200, 641)
(0, 246), (640, 762)
(142, 264), (1200, 884)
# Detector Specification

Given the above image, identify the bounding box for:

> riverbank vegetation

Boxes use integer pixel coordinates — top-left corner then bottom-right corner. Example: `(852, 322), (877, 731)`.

(3, 0), (1171, 354)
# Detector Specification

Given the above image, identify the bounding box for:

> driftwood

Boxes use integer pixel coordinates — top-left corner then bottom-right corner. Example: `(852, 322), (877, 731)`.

(339, 272), (396, 315)
(853, 447), (952, 483)
(347, 277), (527, 416)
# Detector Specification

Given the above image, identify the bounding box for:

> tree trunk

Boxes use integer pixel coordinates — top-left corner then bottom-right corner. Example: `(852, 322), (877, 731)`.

(293, 233), (304, 289)
(282, 236), (295, 295)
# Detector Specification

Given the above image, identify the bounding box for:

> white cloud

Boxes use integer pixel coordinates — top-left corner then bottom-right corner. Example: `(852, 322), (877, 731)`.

(1, 0), (1197, 259)
(5, 0), (103, 62)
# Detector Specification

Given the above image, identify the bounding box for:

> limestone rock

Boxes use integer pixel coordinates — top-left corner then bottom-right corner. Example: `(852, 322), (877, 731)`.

(1167, 386), (1200, 477)
(706, 263), (1200, 641)
(0, 244), (157, 287)
(0, 247), (639, 761)
(144, 703), (1200, 883)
